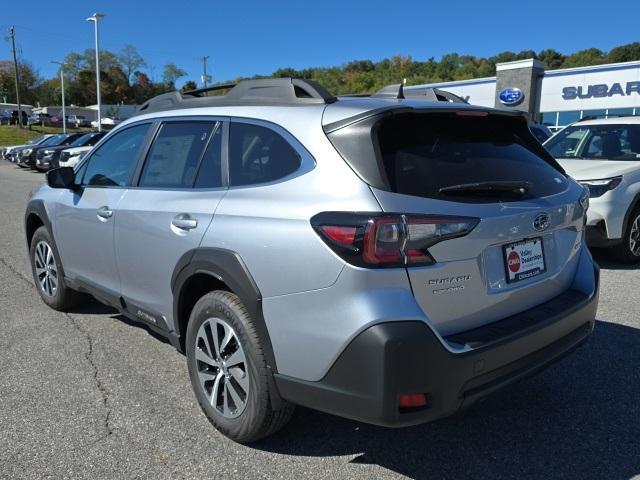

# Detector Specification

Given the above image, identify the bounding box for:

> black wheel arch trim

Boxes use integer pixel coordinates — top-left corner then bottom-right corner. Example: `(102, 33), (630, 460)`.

(171, 247), (277, 371)
(24, 198), (69, 283)
(622, 192), (640, 236)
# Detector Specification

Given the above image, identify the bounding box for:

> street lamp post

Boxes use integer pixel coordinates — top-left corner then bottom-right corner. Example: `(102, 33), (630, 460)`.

(50, 61), (66, 134)
(86, 13), (105, 132)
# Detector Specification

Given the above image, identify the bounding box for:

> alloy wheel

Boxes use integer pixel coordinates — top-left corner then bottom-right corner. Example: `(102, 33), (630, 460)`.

(34, 240), (58, 297)
(194, 317), (249, 419)
(630, 214), (640, 257)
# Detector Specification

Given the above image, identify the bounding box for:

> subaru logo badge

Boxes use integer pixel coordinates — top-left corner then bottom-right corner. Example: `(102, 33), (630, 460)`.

(533, 212), (550, 232)
(499, 88), (524, 106)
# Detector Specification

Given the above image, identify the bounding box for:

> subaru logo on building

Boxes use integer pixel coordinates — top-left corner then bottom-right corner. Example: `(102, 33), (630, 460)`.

(499, 88), (524, 106)
(533, 212), (551, 232)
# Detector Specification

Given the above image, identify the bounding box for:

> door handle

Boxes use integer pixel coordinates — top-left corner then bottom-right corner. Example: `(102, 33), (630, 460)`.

(97, 205), (113, 220)
(172, 213), (198, 231)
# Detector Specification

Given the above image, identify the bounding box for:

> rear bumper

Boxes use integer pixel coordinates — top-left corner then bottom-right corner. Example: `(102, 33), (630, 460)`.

(275, 266), (599, 427)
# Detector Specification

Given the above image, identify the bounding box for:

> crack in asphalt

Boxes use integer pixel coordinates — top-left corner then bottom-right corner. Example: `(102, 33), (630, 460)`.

(0, 255), (113, 440)
(0, 257), (34, 288)
(65, 312), (114, 439)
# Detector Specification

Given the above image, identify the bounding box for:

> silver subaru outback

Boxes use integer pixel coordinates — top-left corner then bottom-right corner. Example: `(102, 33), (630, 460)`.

(25, 78), (599, 443)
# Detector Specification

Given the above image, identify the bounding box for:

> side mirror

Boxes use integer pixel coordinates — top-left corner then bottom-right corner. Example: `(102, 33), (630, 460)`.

(46, 167), (78, 190)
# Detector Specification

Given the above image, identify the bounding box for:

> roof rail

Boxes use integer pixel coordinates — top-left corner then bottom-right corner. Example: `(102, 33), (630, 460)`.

(370, 83), (468, 104)
(136, 78), (337, 115)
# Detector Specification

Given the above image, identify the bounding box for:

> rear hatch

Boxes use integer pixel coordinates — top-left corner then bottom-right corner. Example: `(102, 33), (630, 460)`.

(325, 107), (587, 336)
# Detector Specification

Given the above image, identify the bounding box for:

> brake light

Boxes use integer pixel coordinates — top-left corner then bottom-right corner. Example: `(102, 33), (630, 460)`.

(312, 212), (479, 268)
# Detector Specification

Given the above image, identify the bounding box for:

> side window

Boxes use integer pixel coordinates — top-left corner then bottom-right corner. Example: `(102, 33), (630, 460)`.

(194, 122), (223, 188)
(229, 123), (301, 186)
(139, 122), (215, 188)
(82, 124), (150, 187)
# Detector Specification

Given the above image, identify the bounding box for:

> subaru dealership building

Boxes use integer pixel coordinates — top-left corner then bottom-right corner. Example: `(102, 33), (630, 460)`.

(407, 59), (640, 129)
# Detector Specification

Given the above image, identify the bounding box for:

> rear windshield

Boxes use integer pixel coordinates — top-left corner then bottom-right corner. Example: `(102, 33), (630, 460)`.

(544, 123), (640, 161)
(375, 114), (567, 202)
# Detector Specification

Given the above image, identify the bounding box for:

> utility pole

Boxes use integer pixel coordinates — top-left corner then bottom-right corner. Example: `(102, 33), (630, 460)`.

(201, 56), (211, 89)
(51, 61), (66, 134)
(87, 13), (105, 132)
(9, 26), (23, 128)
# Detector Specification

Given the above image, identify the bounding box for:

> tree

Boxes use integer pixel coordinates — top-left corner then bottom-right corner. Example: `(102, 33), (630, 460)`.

(607, 42), (640, 63)
(119, 44), (147, 84)
(538, 49), (565, 69)
(162, 63), (187, 88)
(181, 80), (197, 92)
(561, 48), (606, 68)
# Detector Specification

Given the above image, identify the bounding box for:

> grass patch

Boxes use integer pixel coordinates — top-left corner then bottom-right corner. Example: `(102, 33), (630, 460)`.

(0, 125), (92, 147)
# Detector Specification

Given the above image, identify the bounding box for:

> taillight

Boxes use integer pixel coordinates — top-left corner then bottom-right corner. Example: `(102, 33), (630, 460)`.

(312, 212), (479, 268)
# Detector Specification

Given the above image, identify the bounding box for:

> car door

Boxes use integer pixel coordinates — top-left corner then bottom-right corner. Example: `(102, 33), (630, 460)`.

(114, 119), (227, 329)
(54, 122), (153, 299)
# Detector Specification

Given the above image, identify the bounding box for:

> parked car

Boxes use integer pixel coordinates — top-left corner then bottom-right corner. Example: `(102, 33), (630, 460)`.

(544, 116), (640, 262)
(38, 131), (106, 170)
(19, 133), (84, 169)
(2, 134), (56, 162)
(57, 132), (106, 168)
(0, 110), (11, 125)
(67, 114), (91, 128)
(26, 78), (598, 443)
(90, 117), (122, 130)
(11, 110), (28, 126)
(28, 113), (53, 126)
(530, 122), (553, 143)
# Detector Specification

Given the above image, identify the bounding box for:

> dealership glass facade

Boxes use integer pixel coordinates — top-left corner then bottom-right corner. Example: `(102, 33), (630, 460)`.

(541, 107), (638, 130)
(411, 60), (640, 132)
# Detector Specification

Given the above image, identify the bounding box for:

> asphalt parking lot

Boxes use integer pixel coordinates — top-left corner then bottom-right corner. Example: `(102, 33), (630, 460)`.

(0, 161), (639, 480)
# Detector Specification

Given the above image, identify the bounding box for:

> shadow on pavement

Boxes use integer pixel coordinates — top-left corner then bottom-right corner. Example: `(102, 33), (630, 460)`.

(254, 320), (640, 480)
(67, 299), (170, 346)
(591, 248), (639, 271)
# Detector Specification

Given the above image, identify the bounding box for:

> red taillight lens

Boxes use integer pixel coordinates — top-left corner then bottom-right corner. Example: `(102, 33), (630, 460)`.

(312, 212), (478, 268)
(320, 225), (357, 246)
(399, 393), (428, 409)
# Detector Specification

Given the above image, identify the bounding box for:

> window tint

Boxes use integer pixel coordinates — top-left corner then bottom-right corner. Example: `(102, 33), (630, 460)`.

(82, 123), (150, 187)
(373, 114), (567, 202)
(194, 122), (223, 188)
(229, 123), (301, 186)
(139, 122), (214, 188)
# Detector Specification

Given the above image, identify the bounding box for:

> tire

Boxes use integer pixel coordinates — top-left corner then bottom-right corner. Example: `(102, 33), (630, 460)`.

(186, 290), (294, 443)
(611, 207), (640, 264)
(29, 226), (84, 310)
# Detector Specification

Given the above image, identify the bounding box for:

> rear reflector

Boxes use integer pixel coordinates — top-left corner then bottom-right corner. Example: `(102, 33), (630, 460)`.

(399, 393), (428, 409)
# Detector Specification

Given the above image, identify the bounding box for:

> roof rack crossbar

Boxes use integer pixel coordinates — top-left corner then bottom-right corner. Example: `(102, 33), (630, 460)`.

(136, 78), (337, 115)
(369, 83), (468, 104)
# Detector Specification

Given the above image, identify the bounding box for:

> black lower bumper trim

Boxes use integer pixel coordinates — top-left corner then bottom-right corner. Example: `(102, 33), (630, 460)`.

(275, 275), (599, 428)
(586, 222), (621, 248)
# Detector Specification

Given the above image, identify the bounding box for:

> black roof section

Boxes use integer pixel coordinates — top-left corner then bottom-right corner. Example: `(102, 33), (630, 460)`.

(136, 78), (469, 116)
(136, 78), (337, 115)
(371, 83), (468, 103)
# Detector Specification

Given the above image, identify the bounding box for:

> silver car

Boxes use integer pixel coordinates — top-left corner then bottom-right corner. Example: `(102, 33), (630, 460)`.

(25, 78), (599, 443)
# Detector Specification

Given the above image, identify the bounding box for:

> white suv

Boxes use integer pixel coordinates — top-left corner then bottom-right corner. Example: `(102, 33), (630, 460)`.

(545, 116), (640, 263)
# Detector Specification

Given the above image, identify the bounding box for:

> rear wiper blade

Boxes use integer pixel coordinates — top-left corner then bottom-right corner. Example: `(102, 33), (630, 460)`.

(439, 181), (532, 195)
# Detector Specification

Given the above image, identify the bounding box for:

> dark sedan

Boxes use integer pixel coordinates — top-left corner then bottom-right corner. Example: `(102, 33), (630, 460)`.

(35, 131), (106, 171)
(18, 133), (84, 170)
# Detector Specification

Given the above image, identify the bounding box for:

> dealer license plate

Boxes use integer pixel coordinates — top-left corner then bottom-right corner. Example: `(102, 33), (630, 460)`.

(503, 237), (546, 283)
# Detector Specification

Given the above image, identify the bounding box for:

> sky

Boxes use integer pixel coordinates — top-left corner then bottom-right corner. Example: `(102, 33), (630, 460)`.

(2, 0), (640, 88)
